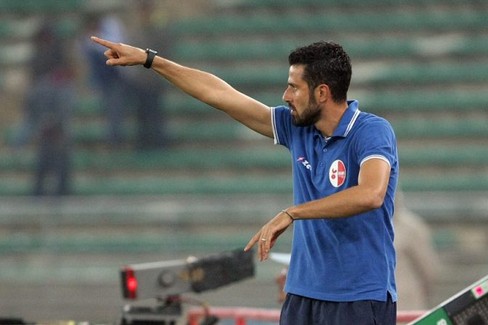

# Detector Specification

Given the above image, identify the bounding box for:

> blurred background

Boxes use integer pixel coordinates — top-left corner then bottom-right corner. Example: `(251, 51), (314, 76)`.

(0, 0), (487, 323)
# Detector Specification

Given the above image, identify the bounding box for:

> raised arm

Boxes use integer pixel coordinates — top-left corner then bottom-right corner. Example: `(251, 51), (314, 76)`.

(90, 36), (274, 138)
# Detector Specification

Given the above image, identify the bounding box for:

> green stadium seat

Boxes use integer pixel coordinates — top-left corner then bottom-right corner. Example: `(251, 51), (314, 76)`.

(0, 172), (293, 196)
(361, 62), (488, 86)
(212, 62), (486, 88)
(0, 43), (31, 66)
(362, 90), (488, 113)
(230, 0), (459, 9)
(401, 173), (488, 192)
(393, 117), (488, 139)
(0, 0), (82, 13)
(163, 89), (487, 116)
(172, 10), (486, 36)
(2, 164), (486, 196)
(69, 119), (252, 145)
(0, 145), (290, 173)
(399, 145), (488, 167)
(0, 18), (39, 40)
(0, 231), (253, 254)
(174, 35), (488, 62)
(2, 139), (486, 175)
(68, 114), (488, 145)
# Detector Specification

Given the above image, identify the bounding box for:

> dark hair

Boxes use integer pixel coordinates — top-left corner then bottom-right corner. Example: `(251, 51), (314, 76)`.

(288, 41), (351, 102)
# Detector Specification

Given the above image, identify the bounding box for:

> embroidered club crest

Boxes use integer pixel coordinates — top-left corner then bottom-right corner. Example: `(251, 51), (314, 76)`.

(329, 160), (346, 187)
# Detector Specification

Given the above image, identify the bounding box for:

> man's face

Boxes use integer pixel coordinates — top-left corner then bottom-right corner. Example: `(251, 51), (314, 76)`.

(282, 64), (321, 127)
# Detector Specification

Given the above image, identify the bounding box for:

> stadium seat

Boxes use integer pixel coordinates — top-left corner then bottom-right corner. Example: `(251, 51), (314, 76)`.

(172, 10), (486, 36)
(0, 0), (82, 13)
(173, 35), (488, 62)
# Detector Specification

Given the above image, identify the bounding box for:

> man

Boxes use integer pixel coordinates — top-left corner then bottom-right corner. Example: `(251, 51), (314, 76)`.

(12, 22), (75, 196)
(394, 191), (439, 311)
(91, 36), (399, 324)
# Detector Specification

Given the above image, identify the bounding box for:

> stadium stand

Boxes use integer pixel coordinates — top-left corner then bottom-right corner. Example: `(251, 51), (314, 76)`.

(1, 0), (487, 197)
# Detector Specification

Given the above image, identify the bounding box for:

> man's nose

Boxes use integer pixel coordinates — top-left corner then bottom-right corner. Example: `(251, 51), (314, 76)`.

(282, 88), (291, 103)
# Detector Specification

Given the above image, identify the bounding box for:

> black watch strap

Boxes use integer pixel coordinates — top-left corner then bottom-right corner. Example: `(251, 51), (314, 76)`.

(144, 48), (157, 69)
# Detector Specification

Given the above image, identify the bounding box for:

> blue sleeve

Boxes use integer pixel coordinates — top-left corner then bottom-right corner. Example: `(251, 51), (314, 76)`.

(272, 105), (293, 148)
(355, 117), (398, 167)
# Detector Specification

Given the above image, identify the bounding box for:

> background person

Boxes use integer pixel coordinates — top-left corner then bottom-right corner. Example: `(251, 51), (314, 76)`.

(395, 190), (439, 311)
(11, 22), (75, 196)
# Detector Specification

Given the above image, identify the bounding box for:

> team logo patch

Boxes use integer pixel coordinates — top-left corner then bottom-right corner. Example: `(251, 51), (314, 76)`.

(329, 160), (346, 187)
(297, 157), (312, 170)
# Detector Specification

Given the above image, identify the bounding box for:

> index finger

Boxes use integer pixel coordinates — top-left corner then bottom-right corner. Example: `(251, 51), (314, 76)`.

(244, 232), (259, 252)
(90, 36), (117, 49)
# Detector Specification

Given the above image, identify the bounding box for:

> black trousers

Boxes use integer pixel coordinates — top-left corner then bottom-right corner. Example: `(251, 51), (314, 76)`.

(280, 293), (397, 325)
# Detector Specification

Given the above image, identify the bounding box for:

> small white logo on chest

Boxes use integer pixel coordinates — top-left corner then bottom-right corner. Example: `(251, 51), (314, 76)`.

(297, 157), (312, 170)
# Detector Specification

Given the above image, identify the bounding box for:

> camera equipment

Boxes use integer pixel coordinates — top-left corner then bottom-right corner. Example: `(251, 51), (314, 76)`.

(120, 249), (255, 325)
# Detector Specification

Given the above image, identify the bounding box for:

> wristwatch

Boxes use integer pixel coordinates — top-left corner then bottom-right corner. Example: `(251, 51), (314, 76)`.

(144, 48), (157, 69)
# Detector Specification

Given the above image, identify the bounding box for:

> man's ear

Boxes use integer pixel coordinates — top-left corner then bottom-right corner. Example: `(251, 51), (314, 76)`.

(316, 84), (330, 103)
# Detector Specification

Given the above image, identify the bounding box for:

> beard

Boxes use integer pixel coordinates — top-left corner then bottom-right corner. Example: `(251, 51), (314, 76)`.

(291, 98), (321, 127)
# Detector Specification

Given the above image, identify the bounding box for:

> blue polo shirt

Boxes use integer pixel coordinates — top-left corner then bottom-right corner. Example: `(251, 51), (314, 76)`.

(272, 100), (398, 302)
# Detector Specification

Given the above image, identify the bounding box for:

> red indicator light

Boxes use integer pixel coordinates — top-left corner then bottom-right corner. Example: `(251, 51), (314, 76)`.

(476, 286), (484, 296)
(472, 282), (488, 299)
(123, 268), (138, 299)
